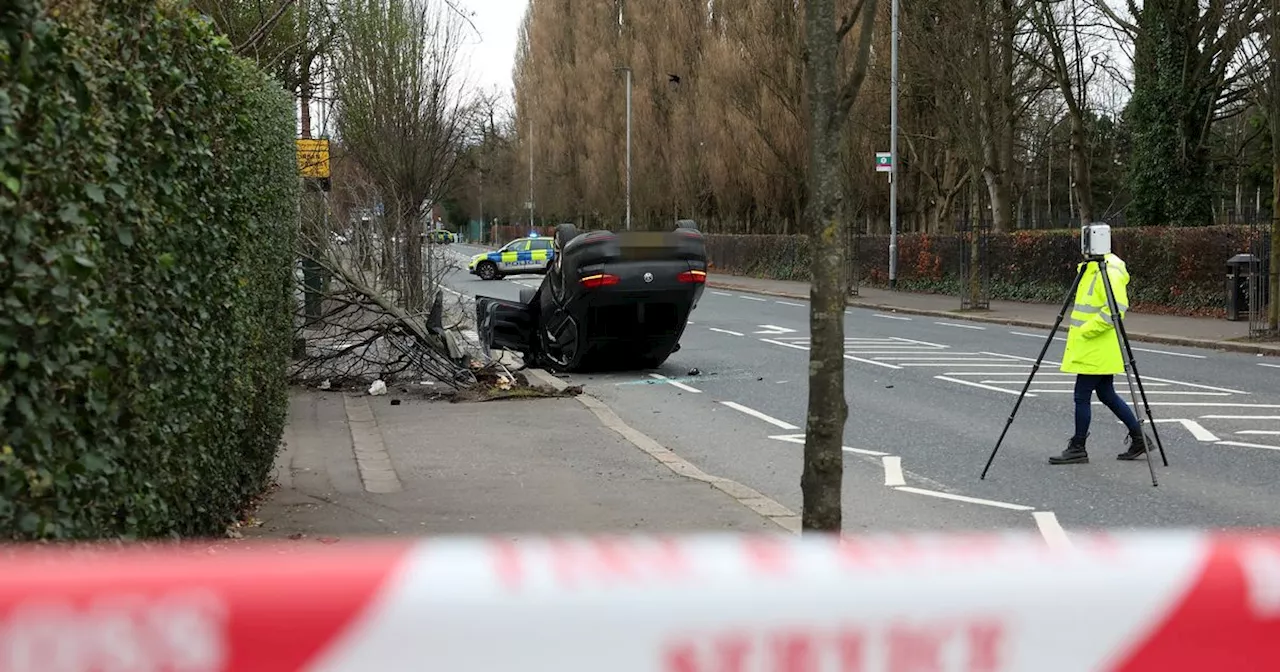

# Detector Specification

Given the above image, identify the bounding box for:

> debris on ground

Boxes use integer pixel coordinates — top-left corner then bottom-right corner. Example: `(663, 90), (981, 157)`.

(368, 379), (388, 396)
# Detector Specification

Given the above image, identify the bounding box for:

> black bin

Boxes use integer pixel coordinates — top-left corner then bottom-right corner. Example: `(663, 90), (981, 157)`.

(1226, 253), (1268, 321)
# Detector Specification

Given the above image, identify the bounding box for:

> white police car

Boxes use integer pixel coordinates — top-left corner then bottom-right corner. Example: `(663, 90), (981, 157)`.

(467, 234), (556, 281)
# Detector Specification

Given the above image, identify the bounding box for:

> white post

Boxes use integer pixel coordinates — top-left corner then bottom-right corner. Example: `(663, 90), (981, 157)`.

(889, 0), (900, 288)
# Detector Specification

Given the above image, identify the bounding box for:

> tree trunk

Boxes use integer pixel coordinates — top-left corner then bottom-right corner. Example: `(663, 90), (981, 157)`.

(800, 0), (877, 533)
(801, 0), (847, 533)
(1069, 114), (1094, 225)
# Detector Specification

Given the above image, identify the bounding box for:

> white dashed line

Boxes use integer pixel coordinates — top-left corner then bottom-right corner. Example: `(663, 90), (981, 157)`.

(767, 434), (889, 457)
(709, 327), (745, 336)
(719, 401), (799, 430)
(760, 338), (809, 351)
(935, 375), (1033, 396)
(1217, 440), (1280, 452)
(1152, 419), (1220, 441)
(776, 300), (805, 307)
(1238, 430), (1280, 436)
(935, 322), (985, 330)
(1260, 363), (1280, 369)
(1131, 347), (1206, 359)
(895, 486), (1035, 511)
(1033, 512), (1072, 549)
(711, 291), (734, 296)
(740, 295), (768, 302)
(882, 456), (906, 486)
(845, 354), (903, 370)
(1011, 330), (1066, 342)
(873, 313), (912, 321)
(647, 373), (702, 393)
(1201, 415), (1280, 420)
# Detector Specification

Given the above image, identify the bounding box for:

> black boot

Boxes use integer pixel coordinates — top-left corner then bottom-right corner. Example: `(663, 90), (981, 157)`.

(1050, 436), (1088, 465)
(1117, 429), (1148, 461)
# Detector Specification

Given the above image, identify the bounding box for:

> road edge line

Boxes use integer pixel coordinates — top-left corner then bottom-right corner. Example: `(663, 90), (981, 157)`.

(571, 392), (801, 534)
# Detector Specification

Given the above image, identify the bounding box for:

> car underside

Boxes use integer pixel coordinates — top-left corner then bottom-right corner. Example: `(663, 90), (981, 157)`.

(475, 221), (707, 373)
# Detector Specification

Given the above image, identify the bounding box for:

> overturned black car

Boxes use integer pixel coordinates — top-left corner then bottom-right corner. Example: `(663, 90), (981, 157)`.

(475, 220), (707, 372)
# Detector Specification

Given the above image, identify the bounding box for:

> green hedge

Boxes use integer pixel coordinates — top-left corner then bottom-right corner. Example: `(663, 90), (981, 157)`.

(0, 0), (297, 539)
(706, 226), (1263, 315)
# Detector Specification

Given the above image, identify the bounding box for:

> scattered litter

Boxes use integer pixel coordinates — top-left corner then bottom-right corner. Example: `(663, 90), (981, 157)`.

(390, 398), (402, 406)
(318, 379), (331, 390)
(368, 379), (388, 396)
(757, 377), (764, 381)
(886, 385), (894, 389)
(688, 368), (701, 376)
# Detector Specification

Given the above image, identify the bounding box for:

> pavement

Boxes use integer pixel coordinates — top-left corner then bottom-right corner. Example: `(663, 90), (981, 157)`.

(432, 243), (1280, 543)
(249, 387), (788, 540)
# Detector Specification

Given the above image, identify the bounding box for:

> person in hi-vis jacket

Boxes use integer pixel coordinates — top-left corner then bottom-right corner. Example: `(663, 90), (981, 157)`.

(1050, 252), (1148, 465)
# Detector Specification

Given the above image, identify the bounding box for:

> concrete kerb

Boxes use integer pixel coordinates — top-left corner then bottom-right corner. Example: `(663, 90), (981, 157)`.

(707, 280), (1280, 358)
(524, 367), (801, 534)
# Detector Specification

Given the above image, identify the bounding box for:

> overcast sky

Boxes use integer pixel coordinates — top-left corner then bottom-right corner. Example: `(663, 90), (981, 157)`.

(457, 0), (528, 102)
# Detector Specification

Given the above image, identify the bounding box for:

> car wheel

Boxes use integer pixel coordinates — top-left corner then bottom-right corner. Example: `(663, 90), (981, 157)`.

(478, 261), (498, 280)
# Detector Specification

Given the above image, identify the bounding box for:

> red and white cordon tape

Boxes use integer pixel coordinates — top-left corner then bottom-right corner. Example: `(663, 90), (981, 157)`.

(0, 530), (1278, 671)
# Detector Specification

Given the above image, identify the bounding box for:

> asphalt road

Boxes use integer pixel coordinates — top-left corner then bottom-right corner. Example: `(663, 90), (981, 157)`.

(444, 243), (1280, 539)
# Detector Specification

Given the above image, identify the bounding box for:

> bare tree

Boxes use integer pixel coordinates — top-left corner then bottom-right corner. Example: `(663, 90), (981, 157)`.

(332, 0), (474, 311)
(801, 0), (879, 533)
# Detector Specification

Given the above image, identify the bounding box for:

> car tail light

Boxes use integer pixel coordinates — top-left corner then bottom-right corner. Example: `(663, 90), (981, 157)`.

(677, 269), (707, 284)
(580, 273), (620, 288)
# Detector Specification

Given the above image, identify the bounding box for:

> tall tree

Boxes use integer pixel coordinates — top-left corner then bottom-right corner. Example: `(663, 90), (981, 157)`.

(1114, 0), (1265, 226)
(332, 0), (472, 309)
(801, 0), (879, 532)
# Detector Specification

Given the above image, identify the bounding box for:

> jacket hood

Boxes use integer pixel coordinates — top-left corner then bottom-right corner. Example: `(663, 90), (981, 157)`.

(1078, 253), (1129, 282)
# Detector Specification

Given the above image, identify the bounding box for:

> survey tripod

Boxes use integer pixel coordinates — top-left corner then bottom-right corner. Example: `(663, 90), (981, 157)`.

(979, 255), (1170, 487)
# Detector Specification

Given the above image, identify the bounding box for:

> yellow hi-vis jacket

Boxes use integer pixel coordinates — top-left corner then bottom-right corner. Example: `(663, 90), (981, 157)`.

(1060, 253), (1130, 376)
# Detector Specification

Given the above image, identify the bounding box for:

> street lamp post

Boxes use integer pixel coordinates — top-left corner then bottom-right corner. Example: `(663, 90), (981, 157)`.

(615, 66), (632, 231)
(889, 0), (900, 289)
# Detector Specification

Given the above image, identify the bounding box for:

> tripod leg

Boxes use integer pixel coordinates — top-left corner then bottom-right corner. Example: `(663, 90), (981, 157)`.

(981, 264), (1085, 480)
(1111, 294), (1170, 467)
(1099, 260), (1159, 487)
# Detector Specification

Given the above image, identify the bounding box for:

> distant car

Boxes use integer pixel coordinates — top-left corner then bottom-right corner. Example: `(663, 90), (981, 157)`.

(475, 220), (707, 372)
(467, 235), (555, 280)
(425, 229), (455, 244)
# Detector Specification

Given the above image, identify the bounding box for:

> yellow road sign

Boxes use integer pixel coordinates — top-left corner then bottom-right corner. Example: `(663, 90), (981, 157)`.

(297, 138), (330, 178)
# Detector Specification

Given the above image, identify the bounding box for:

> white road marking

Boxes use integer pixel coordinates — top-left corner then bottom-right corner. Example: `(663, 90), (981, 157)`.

(894, 486), (1035, 511)
(1011, 330), (1066, 342)
(776, 300), (805, 307)
(1033, 512), (1072, 549)
(935, 321), (985, 330)
(740, 295), (768, 302)
(882, 456), (906, 486)
(904, 363), (1031, 368)
(845, 354), (902, 370)
(1238, 431), (1280, 436)
(720, 401), (799, 430)
(1217, 440), (1280, 452)
(1152, 419), (1220, 442)
(1202, 415), (1280, 420)
(767, 434), (890, 457)
(1131, 347), (1207, 359)
(754, 324), (798, 335)
(892, 336), (950, 348)
(935, 376), (1034, 396)
(709, 327), (744, 336)
(874, 313), (912, 321)
(994, 352), (1250, 394)
(1260, 362), (1280, 369)
(441, 286), (462, 296)
(761, 338), (808, 351)
(1038, 390), (1231, 396)
(711, 291), (734, 296)
(1107, 403), (1280, 408)
(647, 373), (702, 394)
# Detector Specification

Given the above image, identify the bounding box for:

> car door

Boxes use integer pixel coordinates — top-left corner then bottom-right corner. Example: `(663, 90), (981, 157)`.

(501, 239), (531, 273)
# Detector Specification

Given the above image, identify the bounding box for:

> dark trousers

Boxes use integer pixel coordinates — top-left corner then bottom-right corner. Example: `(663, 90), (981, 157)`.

(1074, 374), (1140, 440)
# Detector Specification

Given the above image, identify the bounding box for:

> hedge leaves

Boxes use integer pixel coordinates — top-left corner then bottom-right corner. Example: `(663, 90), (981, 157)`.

(0, 0), (297, 539)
